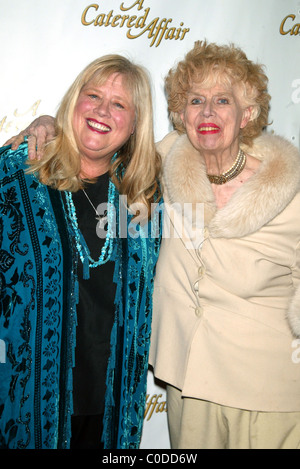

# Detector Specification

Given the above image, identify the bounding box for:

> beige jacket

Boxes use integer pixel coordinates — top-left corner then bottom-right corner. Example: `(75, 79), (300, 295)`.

(149, 131), (300, 412)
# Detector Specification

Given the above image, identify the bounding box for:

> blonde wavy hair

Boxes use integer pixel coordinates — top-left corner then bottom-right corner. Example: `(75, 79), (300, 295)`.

(29, 55), (161, 215)
(166, 40), (271, 146)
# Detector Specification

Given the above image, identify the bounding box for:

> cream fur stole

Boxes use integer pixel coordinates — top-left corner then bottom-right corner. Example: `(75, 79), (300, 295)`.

(157, 131), (300, 336)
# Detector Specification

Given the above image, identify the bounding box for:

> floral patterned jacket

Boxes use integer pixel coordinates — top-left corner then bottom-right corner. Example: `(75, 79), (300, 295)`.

(0, 142), (162, 449)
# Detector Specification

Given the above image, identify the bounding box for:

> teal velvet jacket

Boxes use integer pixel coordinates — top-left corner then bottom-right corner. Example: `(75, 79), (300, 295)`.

(0, 143), (162, 449)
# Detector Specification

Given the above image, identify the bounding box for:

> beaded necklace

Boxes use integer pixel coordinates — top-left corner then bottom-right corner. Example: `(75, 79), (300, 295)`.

(65, 177), (117, 279)
(207, 149), (246, 185)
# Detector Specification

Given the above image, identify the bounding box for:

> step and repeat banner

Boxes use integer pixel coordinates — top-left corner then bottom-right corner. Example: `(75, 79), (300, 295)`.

(0, 0), (299, 449)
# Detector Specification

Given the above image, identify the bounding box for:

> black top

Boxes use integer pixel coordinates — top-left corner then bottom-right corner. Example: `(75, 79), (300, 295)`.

(70, 173), (116, 415)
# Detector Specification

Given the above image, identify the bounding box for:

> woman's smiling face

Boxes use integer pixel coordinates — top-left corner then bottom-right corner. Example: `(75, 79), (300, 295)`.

(180, 83), (252, 155)
(73, 72), (136, 174)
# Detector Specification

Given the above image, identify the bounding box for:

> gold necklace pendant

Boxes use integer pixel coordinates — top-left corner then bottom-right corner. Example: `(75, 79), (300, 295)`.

(207, 149), (246, 185)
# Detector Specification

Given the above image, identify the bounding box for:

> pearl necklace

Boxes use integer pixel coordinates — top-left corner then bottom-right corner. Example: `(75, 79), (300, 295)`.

(207, 149), (246, 185)
(65, 178), (116, 276)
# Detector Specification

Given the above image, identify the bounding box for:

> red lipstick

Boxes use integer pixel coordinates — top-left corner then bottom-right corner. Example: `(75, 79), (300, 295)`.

(197, 123), (220, 134)
(87, 118), (111, 133)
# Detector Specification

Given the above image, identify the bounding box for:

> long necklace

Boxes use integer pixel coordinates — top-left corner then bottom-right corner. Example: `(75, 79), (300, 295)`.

(65, 179), (116, 277)
(207, 149), (246, 185)
(82, 188), (108, 230)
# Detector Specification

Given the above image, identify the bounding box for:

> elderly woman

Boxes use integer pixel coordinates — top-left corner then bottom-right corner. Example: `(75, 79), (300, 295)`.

(0, 54), (161, 449)
(149, 41), (300, 449)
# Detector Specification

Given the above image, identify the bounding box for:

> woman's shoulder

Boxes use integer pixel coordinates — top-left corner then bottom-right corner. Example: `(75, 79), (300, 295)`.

(156, 130), (182, 158)
(244, 133), (300, 164)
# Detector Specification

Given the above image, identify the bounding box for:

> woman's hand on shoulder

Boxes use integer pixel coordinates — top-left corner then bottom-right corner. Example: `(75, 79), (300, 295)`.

(3, 115), (56, 160)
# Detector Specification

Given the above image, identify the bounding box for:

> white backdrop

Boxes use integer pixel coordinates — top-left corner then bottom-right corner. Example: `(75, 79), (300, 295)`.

(0, 0), (299, 449)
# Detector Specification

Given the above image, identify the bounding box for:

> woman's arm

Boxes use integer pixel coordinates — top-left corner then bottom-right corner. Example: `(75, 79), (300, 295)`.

(4, 115), (56, 159)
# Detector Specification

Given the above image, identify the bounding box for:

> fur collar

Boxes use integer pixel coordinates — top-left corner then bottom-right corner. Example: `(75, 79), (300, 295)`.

(161, 132), (300, 238)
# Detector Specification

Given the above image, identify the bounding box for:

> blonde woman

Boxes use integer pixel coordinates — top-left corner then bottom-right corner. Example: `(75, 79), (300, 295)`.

(0, 55), (162, 449)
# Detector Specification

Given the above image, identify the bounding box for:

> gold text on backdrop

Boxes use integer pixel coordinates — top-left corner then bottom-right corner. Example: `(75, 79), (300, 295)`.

(0, 100), (41, 137)
(144, 394), (167, 421)
(280, 14), (300, 35)
(81, 0), (190, 47)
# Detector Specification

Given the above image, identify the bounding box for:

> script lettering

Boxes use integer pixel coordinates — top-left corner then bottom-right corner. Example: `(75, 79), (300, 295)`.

(0, 100), (41, 139)
(280, 14), (300, 35)
(81, 2), (190, 47)
(120, 0), (145, 11)
(144, 394), (167, 421)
